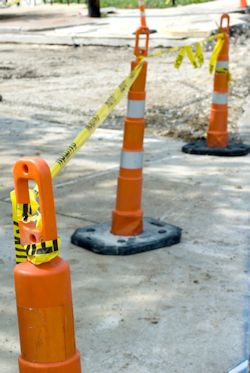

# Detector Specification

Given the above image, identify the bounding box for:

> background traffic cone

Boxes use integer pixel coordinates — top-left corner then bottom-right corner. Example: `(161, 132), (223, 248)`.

(139, 0), (147, 28)
(182, 14), (249, 157)
(133, 0), (157, 34)
(237, 0), (250, 14)
(13, 158), (81, 372)
(240, 0), (249, 9)
(71, 27), (181, 255)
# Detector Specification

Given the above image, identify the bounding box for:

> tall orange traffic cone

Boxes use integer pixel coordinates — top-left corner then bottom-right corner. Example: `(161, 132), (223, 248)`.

(139, 0), (147, 28)
(240, 0), (248, 9)
(111, 28), (148, 237)
(13, 158), (82, 372)
(182, 14), (249, 157)
(133, 0), (157, 34)
(207, 14), (230, 149)
(71, 26), (181, 255)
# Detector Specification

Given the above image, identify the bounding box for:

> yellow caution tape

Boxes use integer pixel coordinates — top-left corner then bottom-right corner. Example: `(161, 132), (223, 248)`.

(148, 32), (224, 72)
(49, 61), (144, 179)
(195, 42), (204, 67)
(36, 32), (225, 182)
(209, 35), (225, 73)
(174, 47), (186, 69)
(11, 189), (45, 264)
(25, 237), (61, 265)
(11, 190), (33, 264)
(186, 46), (198, 68)
(12, 61), (145, 265)
(215, 67), (232, 81)
(10, 189), (40, 227)
(174, 45), (199, 69)
(12, 220), (26, 264)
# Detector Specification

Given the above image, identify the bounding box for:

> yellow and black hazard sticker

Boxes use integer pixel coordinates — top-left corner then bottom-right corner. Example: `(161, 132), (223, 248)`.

(11, 189), (45, 264)
(13, 220), (27, 264)
(25, 237), (61, 265)
(11, 190), (27, 264)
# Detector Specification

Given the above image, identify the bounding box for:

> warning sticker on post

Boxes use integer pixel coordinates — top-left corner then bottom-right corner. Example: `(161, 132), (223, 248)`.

(25, 237), (61, 265)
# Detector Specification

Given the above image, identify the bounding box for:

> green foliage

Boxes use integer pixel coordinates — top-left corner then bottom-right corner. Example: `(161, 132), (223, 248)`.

(50, 0), (85, 3)
(52, 0), (213, 6)
(100, 0), (213, 8)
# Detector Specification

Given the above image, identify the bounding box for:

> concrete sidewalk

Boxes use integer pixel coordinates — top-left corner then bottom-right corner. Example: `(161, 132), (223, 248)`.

(0, 1), (249, 372)
(0, 0), (249, 46)
(0, 45), (249, 371)
(0, 125), (250, 373)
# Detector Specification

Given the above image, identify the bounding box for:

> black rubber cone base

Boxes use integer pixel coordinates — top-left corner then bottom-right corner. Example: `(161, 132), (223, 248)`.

(132, 29), (157, 35)
(71, 217), (181, 255)
(234, 7), (250, 14)
(182, 139), (250, 157)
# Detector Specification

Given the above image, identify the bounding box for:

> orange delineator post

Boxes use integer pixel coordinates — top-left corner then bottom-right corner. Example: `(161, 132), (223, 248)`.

(138, 0), (157, 35)
(111, 27), (149, 236)
(182, 13), (249, 157)
(240, 0), (248, 8)
(207, 14), (230, 148)
(71, 6), (181, 255)
(13, 158), (81, 373)
(139, 0), (147, 28)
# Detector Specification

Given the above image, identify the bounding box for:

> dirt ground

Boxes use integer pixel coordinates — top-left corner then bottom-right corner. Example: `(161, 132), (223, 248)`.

(0, 28), (250, 373)
(0, 26), (249, 141)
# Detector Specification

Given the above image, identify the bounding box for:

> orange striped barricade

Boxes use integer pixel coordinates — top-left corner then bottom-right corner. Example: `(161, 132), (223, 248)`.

(182, 14), (249, 157)
(71, 27), (181, 255)
(13, 158), (82, 373)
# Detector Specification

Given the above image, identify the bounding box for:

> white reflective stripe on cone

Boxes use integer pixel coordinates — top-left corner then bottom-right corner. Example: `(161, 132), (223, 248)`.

(127, 100), (145, 118)
(212, 93), (228, 105)
(228, 360), (248, 373)
(120, 151), (144, 169)
(216, 61), (229, 69)
(140, 11), (146, 16)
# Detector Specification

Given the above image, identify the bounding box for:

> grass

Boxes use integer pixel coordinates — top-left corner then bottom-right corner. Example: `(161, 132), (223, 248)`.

(102, 0), (213, 8)
(52, 0), (214, 7)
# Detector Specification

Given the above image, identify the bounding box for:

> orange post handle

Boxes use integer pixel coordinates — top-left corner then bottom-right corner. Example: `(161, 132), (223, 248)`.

(220, 13), (230, 33)
(134, 26), (149, 57)
(13, 158), (82, 372)
(13, 158), (57, 246)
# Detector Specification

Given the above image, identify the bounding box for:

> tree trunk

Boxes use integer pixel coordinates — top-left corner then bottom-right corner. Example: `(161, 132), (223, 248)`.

(88, 0), (101, 17)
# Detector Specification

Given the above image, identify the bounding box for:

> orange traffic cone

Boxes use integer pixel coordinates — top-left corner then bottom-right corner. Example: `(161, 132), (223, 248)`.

(240, 0), (248, 9)
(139, 0), (147, 28)
(207, 14), (230, 149)
(111, 28), (148, 237)
(137, 0), (157, 34)
(71, 27), (181, 255)
(13, 158), (82, 372)
(182, 14), (249, 157)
